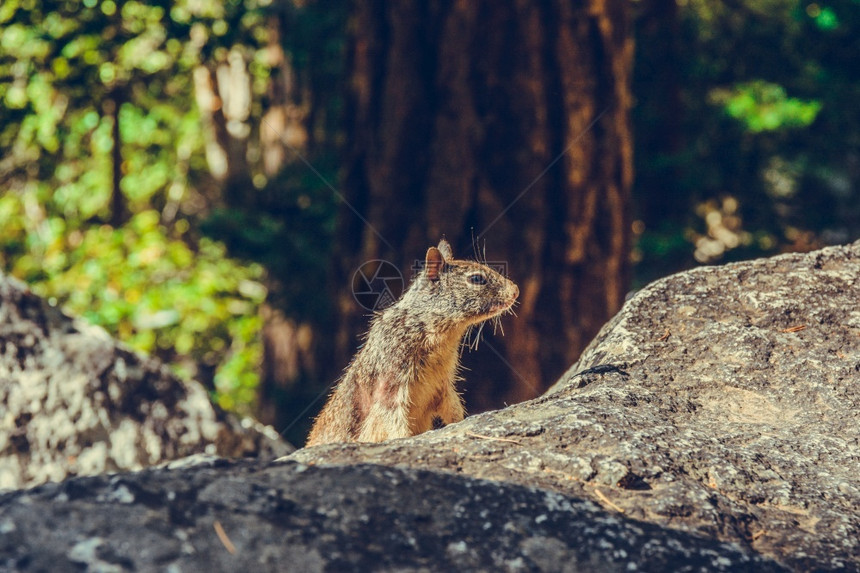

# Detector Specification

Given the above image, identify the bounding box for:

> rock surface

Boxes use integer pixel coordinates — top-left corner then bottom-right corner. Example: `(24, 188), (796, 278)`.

(288, 240), (860, 571)
(1, 241), (859, 571)
(0, 274), (292, 491)
(0, 458), (780, 572)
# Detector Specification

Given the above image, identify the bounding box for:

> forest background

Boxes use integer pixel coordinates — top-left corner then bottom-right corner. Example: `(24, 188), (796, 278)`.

(1, 0), (858, 446)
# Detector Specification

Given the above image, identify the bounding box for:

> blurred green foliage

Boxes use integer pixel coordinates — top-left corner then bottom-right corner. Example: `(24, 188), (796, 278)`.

(0, 0), (273, 414)
(633, 0), (860, 283)
(713, 80), (822, 133)
(0, 200), (267, 411)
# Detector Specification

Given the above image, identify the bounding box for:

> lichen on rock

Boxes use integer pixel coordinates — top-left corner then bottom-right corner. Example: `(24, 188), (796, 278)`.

(0, 273), (291, 491)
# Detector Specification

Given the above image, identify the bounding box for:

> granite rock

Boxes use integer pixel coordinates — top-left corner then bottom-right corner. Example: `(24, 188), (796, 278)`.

(0, 274), (292, 492)
(289, 240), (860, 571)
(0, 458), (780, 572)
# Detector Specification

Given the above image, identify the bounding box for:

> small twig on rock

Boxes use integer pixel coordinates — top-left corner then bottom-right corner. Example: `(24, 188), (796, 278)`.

(571, 364), (630, 379)
(751, 529), (767, 541)
(780, 325), (806, 333)
(464, 432), (521, 444)
(214, 520), (236, 554)
(593, 488), (625, 513)
(658, 329), (671, 341)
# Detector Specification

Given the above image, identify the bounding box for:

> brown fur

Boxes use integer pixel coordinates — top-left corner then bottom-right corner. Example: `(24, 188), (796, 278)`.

(305, 239), (518, 447)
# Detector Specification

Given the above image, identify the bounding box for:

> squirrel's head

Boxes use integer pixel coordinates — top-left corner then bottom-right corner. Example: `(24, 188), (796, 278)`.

(413, 239), (519, 328)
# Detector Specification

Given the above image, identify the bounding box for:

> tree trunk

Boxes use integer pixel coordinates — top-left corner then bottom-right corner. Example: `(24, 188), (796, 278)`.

(335, 0), (633, 414)
(107, 91), (127, 228)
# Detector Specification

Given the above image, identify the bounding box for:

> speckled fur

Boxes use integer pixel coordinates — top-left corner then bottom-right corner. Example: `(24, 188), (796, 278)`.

(306, 240), (519, 447)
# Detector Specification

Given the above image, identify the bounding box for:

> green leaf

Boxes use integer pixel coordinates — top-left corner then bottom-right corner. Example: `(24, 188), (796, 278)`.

(711, 80), (822, 133)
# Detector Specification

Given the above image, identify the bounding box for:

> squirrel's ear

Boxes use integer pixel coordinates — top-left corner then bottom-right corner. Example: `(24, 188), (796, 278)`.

(437, 239), (453, 261)
(425, 246), (444, 281)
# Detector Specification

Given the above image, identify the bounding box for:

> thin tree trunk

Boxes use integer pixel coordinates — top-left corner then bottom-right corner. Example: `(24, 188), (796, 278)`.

(108, 91), (127, 228)
(336, 0), (633, 414)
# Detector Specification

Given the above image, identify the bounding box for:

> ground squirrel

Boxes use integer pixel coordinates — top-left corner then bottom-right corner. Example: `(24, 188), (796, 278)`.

(305, 239), (519, 447)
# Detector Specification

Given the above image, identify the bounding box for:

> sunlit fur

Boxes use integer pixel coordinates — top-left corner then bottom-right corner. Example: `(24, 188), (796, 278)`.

(305, 239), (519, 447)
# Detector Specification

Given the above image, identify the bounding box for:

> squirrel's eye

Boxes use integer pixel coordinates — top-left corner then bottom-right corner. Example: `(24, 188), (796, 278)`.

(467, 273), (488, 285)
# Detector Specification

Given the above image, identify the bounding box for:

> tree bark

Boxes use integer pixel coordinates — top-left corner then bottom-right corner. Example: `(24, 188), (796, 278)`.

(107, 91), (128, 228)
(336, 0), (633, 413)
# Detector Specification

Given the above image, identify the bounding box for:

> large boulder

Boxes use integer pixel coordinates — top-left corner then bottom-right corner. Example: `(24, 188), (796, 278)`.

(1, 241), (858, 571)
(289, 240), (860, 570)
(0, 274), (292, 491)
(0, 458), (779, 572)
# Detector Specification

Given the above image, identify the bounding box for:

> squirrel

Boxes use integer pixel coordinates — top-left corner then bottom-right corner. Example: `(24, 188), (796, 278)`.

(305, 239), (519, 447)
